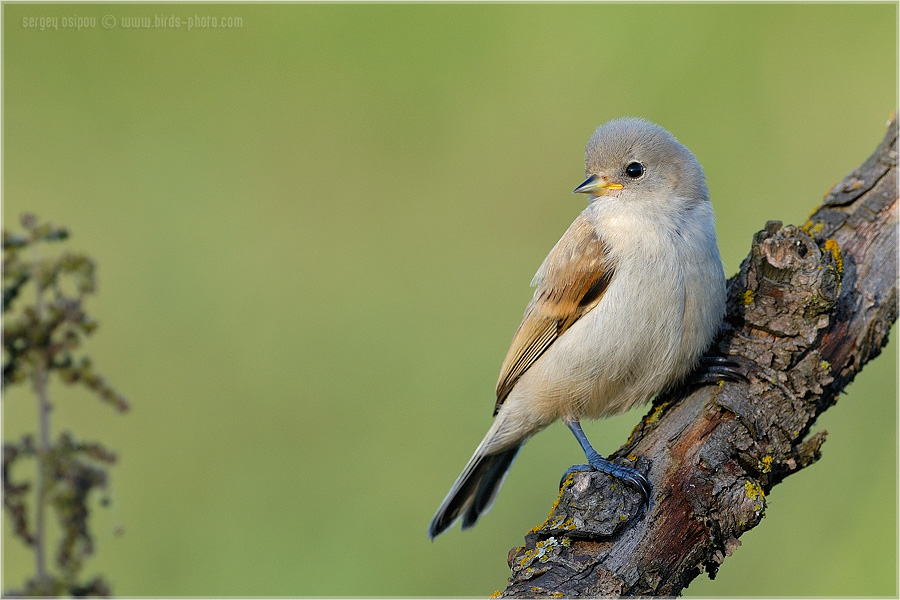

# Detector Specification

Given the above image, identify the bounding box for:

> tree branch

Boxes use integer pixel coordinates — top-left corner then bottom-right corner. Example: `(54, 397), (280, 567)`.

(500, 115), (898, 597)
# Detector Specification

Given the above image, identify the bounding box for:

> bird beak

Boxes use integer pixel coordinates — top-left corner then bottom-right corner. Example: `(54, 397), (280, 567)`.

(573, 174), (624, 195)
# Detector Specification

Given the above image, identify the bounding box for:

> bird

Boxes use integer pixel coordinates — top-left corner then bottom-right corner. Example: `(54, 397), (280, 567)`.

(427, 117), (727, 539)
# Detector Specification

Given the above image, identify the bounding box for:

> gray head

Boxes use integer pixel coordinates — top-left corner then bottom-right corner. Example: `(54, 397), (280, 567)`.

(574, 117), (708, 206)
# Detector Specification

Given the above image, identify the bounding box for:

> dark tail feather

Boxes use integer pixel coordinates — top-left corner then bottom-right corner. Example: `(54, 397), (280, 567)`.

(428, 445), (521, 539)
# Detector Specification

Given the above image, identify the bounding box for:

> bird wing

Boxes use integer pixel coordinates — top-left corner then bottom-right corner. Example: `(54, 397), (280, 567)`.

(494, 212), (615, 414)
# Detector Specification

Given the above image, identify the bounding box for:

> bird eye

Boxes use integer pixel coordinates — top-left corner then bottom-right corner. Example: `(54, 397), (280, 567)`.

(624, 161), (645, 178)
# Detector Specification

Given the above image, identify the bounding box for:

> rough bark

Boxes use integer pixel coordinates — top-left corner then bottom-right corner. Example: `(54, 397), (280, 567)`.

(500, 115), (898, 598)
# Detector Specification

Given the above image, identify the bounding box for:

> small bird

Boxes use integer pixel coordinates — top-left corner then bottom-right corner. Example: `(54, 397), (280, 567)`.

(428, 117), (727, 539)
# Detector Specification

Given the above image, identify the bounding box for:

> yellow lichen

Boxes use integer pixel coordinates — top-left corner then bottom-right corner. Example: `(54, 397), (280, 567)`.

(530, 481), (570, 534)
(802, 219), (825, 236)
(744, 479), (764, 500)
(824, 239), (843, 276)
(490, 591), (503, 598)
(645, 401), (668, 424)
(744, 479), (765, 512)
(545, 514), (576, 531)
(518, 547), (537, 568)
(518, 537), (562, 567)
(740, 289), (754, 305)
(759, 454), (774, 473)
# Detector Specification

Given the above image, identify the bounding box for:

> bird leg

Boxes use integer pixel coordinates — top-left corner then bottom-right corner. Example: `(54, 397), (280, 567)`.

(561, 420), (652, 509)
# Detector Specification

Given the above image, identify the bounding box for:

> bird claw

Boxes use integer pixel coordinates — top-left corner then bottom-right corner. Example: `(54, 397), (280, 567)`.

(694, 355), (747, 385)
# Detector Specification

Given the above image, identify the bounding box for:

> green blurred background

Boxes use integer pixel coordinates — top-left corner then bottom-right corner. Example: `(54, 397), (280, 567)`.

(2, 3), (897, 597)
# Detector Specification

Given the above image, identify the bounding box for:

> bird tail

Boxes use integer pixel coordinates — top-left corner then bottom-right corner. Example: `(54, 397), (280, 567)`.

(427, 436), (522, 539)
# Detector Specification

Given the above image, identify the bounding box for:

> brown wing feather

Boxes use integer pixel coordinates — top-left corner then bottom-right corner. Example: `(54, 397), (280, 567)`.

(493, 213), (614, 414)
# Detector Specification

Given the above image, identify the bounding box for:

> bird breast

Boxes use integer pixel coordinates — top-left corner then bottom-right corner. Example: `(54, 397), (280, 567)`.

(506, 198), (724, 424)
